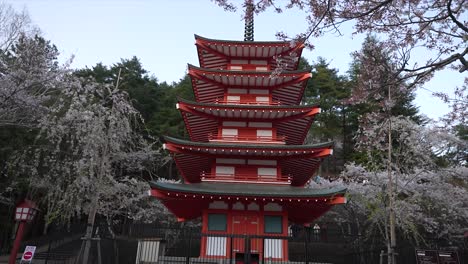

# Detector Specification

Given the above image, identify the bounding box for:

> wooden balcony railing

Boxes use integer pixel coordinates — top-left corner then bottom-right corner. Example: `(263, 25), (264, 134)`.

(208, 134), (286, 144)
(214, 99), (282, 106)
(200, 172), (291, 184)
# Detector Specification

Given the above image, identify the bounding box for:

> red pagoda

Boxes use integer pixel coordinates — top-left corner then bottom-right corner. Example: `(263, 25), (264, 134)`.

(150, 12), (346, 262)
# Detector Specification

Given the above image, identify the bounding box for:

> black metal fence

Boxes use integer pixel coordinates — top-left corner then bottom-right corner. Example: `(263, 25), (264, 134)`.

(91, 224), (468, 264)
(5, 223), (468, 264)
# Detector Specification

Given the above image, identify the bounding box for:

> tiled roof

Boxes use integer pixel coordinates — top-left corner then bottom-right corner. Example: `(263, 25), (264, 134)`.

(151, 181), (346, 198)
(163, 136), (333, 150)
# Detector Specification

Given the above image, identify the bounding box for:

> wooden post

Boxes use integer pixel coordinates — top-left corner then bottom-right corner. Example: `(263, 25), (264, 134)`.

(8, 222), (26, 264)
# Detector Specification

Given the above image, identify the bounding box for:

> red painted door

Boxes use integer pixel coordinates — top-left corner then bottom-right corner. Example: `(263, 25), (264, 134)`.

(232, 214), (260, 263)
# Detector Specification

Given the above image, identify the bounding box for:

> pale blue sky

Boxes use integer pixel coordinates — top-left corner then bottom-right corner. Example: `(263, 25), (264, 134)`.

(8, 0), (464, 120)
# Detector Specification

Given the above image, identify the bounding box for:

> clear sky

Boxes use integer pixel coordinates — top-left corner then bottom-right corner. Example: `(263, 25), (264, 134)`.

(7, 0), (464, 120)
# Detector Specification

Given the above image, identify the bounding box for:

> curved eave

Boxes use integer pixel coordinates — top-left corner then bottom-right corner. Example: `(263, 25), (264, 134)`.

(189, 64), (310, 76)
(188, 64), (311, 83)
(151, 182), (346, 198)
(195, 35), (304, 71)
(177, 99), (319, 144)
(195, 35), (304, 46)
(163, 136), (333, 155)
(150, 182), (346, 223)
(188, 65), (310, 105)
(178, 97), (320, 114)
(163, 137), (333, 185)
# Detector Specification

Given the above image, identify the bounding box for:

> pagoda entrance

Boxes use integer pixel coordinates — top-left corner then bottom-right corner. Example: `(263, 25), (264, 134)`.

(232, 214), (259, 236)
(232, 214), (261, 263)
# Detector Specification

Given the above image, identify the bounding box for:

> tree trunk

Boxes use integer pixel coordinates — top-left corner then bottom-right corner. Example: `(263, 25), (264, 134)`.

(106, 218), (119, 264)
(387, 81), (396, 264)
(354, 215), (365, 264)
(43, 221), (49, 235)
(342, 105), (347, 164)
(81, 198), (98, 264)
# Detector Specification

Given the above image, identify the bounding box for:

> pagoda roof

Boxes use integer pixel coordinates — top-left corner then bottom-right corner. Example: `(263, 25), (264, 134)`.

(188, 64), (310, 105)
(177, 98), (319, 144)
(150, 181), (346, 223)
(163, 136), (333, 186)
(195, 35), (304, 71)
(164, 136), (333, 152)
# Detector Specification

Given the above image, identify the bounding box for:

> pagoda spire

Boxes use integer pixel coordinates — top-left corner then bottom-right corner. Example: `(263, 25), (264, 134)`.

(244, 0), (254, 41)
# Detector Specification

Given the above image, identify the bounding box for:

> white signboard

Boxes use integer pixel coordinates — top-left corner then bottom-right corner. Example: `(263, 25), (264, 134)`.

(21, 245), (36, 262)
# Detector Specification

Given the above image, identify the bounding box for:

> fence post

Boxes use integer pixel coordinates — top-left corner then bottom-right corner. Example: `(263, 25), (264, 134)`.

(379, 250), (385, 264)
(230, 236), (233, 264)
(96, 238), (102, 264)
(44, 240), (52, 264)
(304, 227), (310, 264)
(244, 236), (250, 264)
(185, 230), (191, 264)
(261, 237), (265, 264)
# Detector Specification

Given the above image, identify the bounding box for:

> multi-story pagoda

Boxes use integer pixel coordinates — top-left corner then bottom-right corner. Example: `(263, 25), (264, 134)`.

(150, 17), (346, 262)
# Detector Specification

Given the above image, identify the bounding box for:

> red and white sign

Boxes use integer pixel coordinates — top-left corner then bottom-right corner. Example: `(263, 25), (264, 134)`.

(21, 246), (36, 262)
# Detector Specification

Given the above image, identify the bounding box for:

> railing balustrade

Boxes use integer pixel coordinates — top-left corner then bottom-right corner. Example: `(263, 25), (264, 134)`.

(214, 99), (282, 106)
(208, 134), (287, 144)
(200, 172), (291, 184)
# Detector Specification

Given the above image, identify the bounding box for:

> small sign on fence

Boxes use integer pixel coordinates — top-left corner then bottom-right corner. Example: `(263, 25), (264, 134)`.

(437, 250), (460, 263)
(415, 249), (460, 264)
(20, 245), (36, 263)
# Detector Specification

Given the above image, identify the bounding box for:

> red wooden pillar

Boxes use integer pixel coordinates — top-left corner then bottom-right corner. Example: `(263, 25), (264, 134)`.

(8, 221), (26, 264)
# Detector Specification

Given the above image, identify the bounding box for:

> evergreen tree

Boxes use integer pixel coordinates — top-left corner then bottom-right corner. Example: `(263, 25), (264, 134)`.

(75, 58), (195, 139)
(346, 35), (423, 169)
(75, 57), (162, 125)
(150, 75), (194, 138)
(300, 57), (350, 176)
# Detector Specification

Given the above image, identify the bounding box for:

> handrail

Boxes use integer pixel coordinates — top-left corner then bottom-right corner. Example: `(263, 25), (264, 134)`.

(214, 99), (282, 106)
(201, 172), (291, 184)
(208, 134), (287, 143)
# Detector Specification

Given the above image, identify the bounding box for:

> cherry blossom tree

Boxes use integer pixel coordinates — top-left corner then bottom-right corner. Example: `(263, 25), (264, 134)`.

(213, 0), (467, 87)
(0, 2), (36, 55)
(436, 80), (467, 128)
(0, 4), (48, 129)
(8, 74), (164, 262)
(0, 5), (67, 207)
(327, 34), (465, 262)
(0, 34), (66, 128)
(313, 119), (467, 259)
(337, 162), (468, 246)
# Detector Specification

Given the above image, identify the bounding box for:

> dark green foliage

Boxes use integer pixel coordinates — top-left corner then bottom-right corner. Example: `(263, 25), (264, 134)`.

(75, 57), (161, 123)
(1, 34), (59, 73)
(0, 127), (36, 199)
(150, 76), (194, 138)
(300, 37), (425, 176)
(300, 57), (351, 176)
(74, 57), (194, 139)
(303, 57), (350, 141)
(346, 36), (423, 125)
(435, 124), (468, 167)
(344, 36), (425, 169)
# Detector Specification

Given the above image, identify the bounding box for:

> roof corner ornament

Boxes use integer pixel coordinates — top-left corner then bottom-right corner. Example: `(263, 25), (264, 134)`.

(244, 0), (254, 41)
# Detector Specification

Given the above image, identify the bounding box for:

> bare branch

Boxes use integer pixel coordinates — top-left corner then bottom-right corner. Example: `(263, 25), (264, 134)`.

(447, 0), (468, 34)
